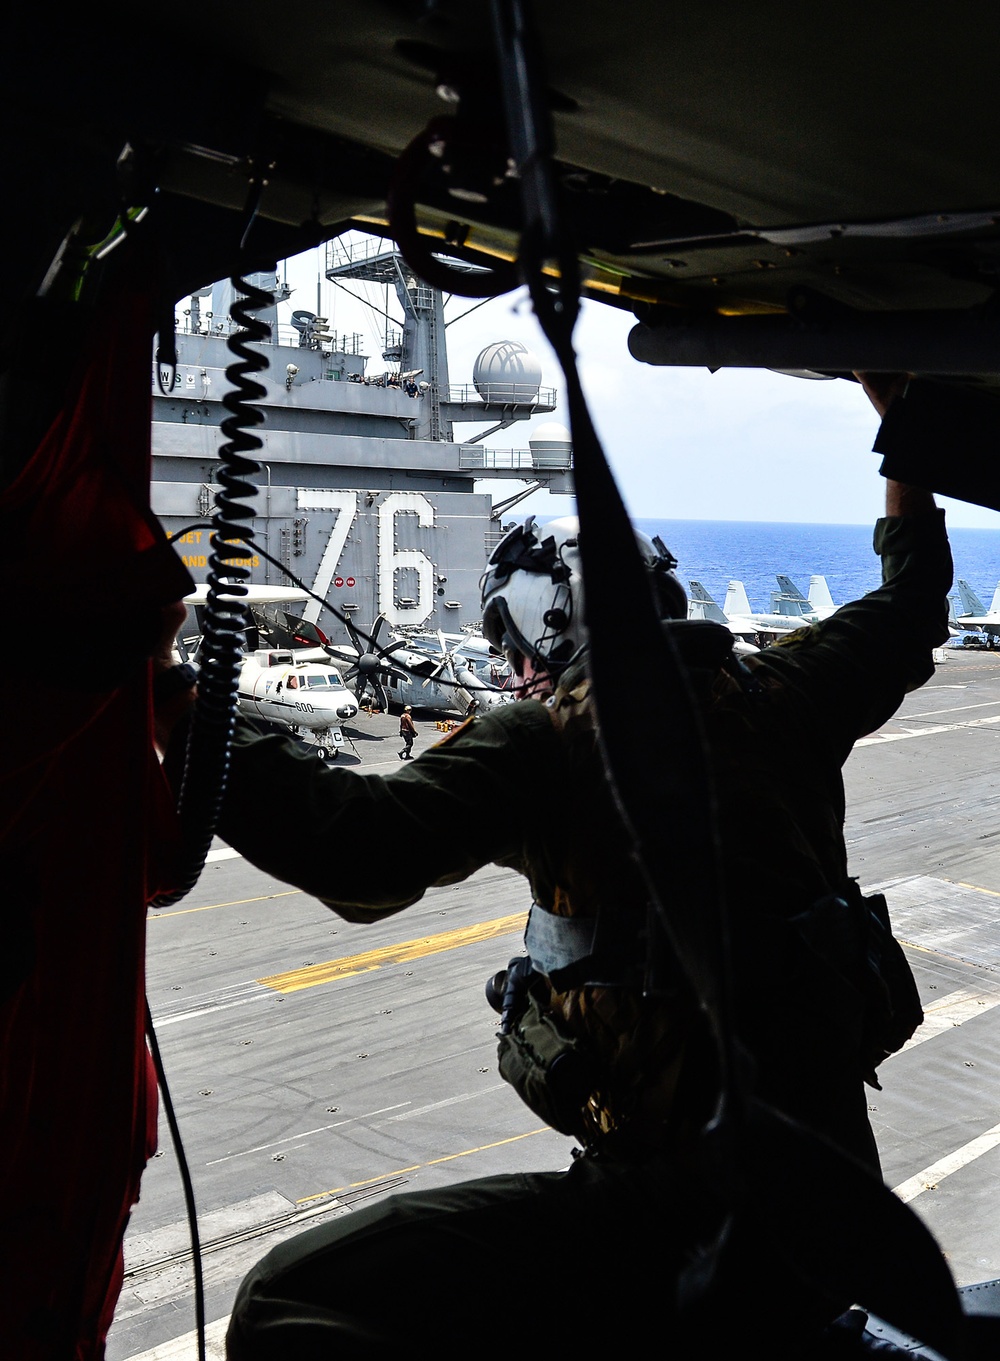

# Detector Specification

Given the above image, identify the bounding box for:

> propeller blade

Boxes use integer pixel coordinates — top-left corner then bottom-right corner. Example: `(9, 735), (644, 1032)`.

(422, 658), (449, 687)
(373, 681), (390, 712)
(370, 614), (387, 648)
(380, 638), (411, 659)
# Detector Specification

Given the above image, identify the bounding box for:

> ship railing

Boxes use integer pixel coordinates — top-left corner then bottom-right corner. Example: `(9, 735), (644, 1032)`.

(174, 316), (369, 360)
(327, 235), (390, 265)
(445, 383), (558, 408)
(459, 446), (573, 470)
(410, 284), (436, 312)
(275, 323), (368, 356)
(325, 235), (400, 282)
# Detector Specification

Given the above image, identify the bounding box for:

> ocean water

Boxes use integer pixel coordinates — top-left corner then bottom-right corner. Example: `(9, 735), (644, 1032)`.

(632, 518), (1000, 616)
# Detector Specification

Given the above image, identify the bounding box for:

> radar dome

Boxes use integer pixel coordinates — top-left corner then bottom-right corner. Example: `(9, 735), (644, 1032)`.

(528, 422), (573, 466)
(473, 341), (542, 404)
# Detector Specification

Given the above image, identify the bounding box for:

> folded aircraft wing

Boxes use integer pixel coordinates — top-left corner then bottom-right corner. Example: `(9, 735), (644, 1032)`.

(183, 586), (311, 607)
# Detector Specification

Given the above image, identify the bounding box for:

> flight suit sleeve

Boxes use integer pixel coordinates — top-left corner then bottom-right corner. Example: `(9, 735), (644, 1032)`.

(749, 509), (953, 763)
(214, 701), (561, 921)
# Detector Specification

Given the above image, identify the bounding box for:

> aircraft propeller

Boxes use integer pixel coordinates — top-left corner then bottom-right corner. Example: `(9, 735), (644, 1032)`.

(421, 629), (467, 689)
(339, 614), (409, 711)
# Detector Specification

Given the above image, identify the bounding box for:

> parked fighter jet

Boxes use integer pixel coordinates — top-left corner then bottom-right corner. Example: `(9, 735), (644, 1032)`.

(955, 579), (1000, 644)
(723, 581), (813, 636)
(686, 582), (761, 653)
(774, 574), (839, 621)
(687, 579), (805, 644)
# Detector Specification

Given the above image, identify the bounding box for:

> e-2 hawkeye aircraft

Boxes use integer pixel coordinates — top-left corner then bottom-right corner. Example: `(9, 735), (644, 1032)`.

(236, 651), (359, 760)
(181, 585), (359, 759)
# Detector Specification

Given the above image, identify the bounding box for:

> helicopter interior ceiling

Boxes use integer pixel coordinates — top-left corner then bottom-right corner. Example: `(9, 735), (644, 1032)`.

(7, 3), (1000, 388)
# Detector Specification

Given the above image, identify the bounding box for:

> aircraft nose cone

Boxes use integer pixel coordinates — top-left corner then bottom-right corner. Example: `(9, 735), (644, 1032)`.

(338, 703), (358, 719)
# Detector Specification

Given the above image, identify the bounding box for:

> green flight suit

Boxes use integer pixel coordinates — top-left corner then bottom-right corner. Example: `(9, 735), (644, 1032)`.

(218, 509), (951, 1357)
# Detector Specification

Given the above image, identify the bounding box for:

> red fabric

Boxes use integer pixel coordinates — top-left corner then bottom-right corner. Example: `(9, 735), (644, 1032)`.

(0, 243), (193, 1358)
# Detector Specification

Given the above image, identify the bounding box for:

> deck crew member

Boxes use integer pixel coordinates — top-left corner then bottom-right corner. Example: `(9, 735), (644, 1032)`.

(398, 704), (416, 760)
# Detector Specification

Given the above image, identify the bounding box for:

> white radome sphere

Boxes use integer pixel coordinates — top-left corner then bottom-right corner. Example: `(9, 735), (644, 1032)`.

(528, 422), (572, 450)
(473, 340), (542, 403)
(528, 422), (573, 466)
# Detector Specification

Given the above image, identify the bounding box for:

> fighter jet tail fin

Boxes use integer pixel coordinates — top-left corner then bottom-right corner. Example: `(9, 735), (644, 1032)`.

(808, 575), (836, 611)
(687, 581), (729, 625)
(775, 573), (807, 601)
(957, 578), (987, 617)
(724, 580), (752, 618)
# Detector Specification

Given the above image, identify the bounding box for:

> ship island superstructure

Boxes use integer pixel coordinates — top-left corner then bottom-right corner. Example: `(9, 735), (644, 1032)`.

(151, 236), (574, 649)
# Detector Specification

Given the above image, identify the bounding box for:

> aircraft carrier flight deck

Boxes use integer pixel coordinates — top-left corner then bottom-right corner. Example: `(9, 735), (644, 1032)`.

(108, 648), (1000, 1360)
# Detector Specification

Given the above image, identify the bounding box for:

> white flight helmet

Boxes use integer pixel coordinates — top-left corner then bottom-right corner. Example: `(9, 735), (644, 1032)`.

(480, 514), (686, 678)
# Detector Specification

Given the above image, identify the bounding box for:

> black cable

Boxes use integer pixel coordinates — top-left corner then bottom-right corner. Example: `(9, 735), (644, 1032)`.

(144, 999), (206, 1361)
(166, 522), (216, 543)
(151, 275), (272, 909)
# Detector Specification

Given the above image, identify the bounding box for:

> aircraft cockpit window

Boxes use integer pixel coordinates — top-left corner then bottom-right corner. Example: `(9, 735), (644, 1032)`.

(286, 675), (299, 690)
(306, 675), (328, 687)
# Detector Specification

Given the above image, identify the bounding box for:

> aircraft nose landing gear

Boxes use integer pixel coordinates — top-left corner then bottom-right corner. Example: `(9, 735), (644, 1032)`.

(310, 726), (345, 761)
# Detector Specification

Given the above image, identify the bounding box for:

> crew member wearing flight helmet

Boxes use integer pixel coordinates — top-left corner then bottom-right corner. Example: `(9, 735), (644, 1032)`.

(154, 375), (953, 1354)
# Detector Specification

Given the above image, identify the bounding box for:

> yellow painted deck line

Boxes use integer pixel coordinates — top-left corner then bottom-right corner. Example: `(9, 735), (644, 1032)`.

(150, 889), (302, 919)
(953, 879), (1000, 900)
(296, 1127), (548, 1203)
(258, 912), (526, 993)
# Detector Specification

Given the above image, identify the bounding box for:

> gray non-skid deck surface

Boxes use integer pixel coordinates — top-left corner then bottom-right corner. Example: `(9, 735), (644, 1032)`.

(108, 653), (1000, 1358)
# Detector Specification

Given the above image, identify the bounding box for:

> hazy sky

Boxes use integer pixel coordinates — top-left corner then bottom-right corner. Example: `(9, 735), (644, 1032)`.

(275, 241), (1000, 531)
